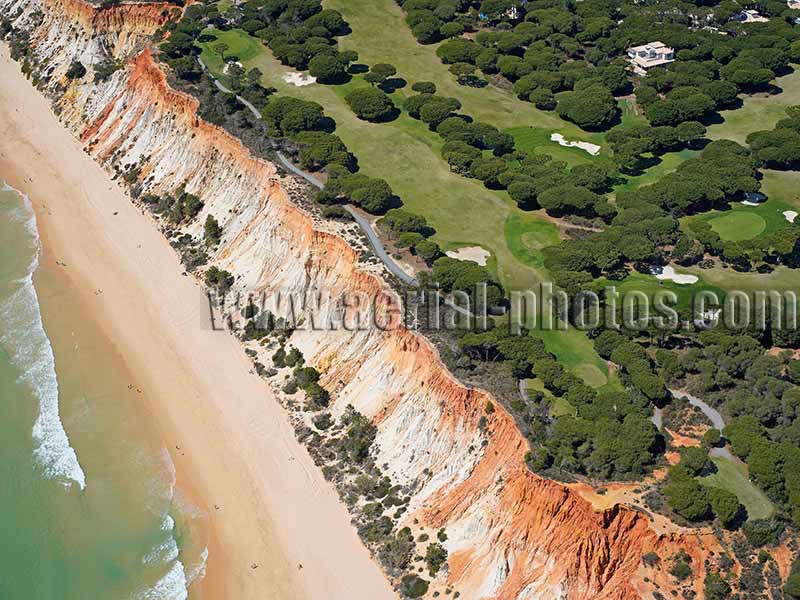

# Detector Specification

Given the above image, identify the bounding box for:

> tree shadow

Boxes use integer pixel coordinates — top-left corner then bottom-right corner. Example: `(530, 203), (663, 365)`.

(379, 77), (408, 93)
(348, 63), (369, 75)
(318, 116), (337, 134)
(368, 107), (401, 123)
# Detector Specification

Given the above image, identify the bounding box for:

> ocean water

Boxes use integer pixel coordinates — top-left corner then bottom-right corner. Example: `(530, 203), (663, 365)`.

(0, 183), (207, 599)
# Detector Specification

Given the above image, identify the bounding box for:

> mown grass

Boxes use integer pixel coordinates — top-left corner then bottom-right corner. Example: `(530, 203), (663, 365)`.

(613, 272), (726, 315)
(506, 126), (598, 166)
(197, 26), (620, 389)
(536, 328), (613, 389)
(504, 213), (561, 270)
(682, 199), (792, 242)
(760, 169), (800, 210)
(526, 378), (577, 417)
(198, 29), (547, 291)
(707, 67), (800, 145)
(613, 148), (701, 194)
(700, 455), (775, 521)
(682, 263), (800, 295)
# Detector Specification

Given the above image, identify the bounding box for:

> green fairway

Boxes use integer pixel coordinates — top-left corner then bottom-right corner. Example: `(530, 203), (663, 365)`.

(700, 455), (775, 521)
(683, 199), (791, 242)
(683, 262), (800, 295)
(197, 28), (550, 291)
(505, 213), (561, 270)
(201, 27), (263, 66)
(322, 0), (605, 148)
(707, 67), (800, 145)
(760, 169), (800, 210)
(708, 211), (767, 241)
(536, 328), (612, 389)
(613, 272), (726, 315)
(197, 26), (620, 391)
(613, 148), (701, 194)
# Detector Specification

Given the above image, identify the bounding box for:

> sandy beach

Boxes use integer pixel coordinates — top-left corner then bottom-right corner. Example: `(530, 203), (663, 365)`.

(0, 45), (396, 600)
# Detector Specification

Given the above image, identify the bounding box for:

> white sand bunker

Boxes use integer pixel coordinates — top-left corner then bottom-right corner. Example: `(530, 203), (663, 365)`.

(649, 264), (699, 285)
(223, 61), (243, 74)
(283, 71), (316, 86)
(784, 210), (798, 223)
(550, 133), (601, 156)
(446, 246), (491, 266)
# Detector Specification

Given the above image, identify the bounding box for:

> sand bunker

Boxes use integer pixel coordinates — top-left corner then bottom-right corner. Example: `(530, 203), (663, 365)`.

(446, 246), (491, 266)
(784, 210), (798, 223)
(283, 72), (316, 86)
(550, 133), (601, 156)
(650, 264), (699, 284)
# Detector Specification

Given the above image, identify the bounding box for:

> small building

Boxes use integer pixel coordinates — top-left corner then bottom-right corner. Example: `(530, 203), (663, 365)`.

(627, 42), (675, 76)
(735, 9), (770, 22)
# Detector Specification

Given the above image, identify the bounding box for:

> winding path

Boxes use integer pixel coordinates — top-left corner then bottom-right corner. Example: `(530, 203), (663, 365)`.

(196, 56), (417, 285)
(670, 389), (734, 460)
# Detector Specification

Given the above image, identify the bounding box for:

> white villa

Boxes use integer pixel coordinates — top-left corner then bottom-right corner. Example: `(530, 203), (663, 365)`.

(627, 42), (675, 76)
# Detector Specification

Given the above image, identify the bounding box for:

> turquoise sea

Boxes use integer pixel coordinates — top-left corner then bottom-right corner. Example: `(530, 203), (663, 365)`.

(0, 182), (207, 599)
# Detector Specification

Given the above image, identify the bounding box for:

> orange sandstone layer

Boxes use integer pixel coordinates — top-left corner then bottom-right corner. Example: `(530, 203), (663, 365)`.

(5, 1), (735, 597)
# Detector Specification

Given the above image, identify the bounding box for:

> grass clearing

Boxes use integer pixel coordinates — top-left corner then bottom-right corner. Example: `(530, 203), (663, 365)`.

(708, 212), (767, 241)
(700, 455), (775, 521)
(760, 169), (800, 210)
(505, 213), (560, 270)
(197, 25), (617, 390)
(614, 272), (726, 315)
(707, 67), (800, 145)
(536, 328), (612, 389)
(525, 378), (577, 417)
(613, 148), (701, 194)
(682, 199), (792, 242)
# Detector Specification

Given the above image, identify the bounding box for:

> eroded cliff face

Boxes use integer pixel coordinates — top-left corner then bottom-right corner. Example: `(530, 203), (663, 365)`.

(1, 2), (726, 598)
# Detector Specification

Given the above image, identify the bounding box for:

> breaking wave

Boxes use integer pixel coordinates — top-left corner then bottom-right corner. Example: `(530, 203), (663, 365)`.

(0, 183), (86, 490)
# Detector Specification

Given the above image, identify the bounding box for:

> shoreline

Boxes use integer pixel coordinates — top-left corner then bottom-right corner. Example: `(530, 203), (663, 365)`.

(0, 44), (396, 600)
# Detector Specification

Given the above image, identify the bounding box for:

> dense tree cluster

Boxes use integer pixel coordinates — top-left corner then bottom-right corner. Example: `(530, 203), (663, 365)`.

(747, 105), (800, 169)
(457, 326), (660, 478)
(396, 0), (800, 141)
(607, 121), (706, 173)
(541, 140), (793, 292)
(318, 167), (401, 214)
(345, 86), (396, 121)
(227, 0), (356, 80)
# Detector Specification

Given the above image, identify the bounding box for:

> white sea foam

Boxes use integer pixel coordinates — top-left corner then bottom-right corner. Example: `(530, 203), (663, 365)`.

(136, 560), (189, 600)
(0, 184), (86, 490)
(143, 536), (180, 565)
(161, 514), (175, 531)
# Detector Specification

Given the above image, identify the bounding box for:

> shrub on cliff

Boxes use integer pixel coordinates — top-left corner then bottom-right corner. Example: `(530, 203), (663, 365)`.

(424, 542), (448, 576)
(66, 61), (87, 80)
(345, 87), (396, 122)
(704, 572), (732, 599)
(204, 266), (234, 293)
(204, 214), (222, 245)
(400, 574), (429, 598)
